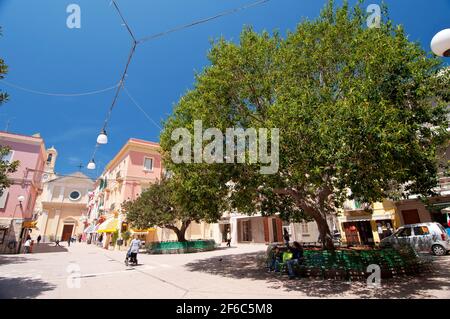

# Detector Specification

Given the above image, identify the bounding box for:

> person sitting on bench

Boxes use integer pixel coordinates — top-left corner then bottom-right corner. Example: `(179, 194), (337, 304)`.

(286, 241), (304, 279)
(267, 245), (282, 272)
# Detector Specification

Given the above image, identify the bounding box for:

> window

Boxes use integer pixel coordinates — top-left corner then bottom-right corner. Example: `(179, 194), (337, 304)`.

(413, 226), (430, 236)
(69, 190), (81, 201)
(46, 153), (53, 163)
(0, 189), (9, 209)
(144, 157), (153, 171)
(1, 150), (13, 163)
(301, 222), (309, 234)
(396, 227), (412, 237)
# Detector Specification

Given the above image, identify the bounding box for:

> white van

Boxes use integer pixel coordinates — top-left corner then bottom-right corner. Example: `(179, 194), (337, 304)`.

(380, 222), (450, 256)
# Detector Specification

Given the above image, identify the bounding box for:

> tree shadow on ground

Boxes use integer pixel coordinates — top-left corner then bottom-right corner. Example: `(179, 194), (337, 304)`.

(0, 276), (56, 299)
(184, 252), (450, 298)
(30, 243), (68, 254)
(0, 255), (38, 266)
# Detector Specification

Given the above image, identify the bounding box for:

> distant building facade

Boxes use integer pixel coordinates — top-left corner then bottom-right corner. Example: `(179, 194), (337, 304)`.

(33, 146), (94, 243)
(0, 131), (46, 254)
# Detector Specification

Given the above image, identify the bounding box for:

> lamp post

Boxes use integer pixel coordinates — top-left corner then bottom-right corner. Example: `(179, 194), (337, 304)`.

(431, 29), (450, 57)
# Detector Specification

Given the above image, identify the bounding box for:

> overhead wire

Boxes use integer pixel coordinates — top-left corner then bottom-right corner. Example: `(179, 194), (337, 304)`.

(87, 0), (271, 174)
(0, 80), (120, 97)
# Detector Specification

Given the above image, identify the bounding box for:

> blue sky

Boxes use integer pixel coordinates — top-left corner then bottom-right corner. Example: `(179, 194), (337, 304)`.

(0, 0), (449, 178)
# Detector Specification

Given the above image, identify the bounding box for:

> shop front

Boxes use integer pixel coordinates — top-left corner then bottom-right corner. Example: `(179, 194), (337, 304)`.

(339, 211), (398, 246)
(97, 217), (119, 249)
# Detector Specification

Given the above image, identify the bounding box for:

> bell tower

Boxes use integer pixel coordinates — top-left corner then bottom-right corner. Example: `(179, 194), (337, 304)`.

(45, 146), (58, 175)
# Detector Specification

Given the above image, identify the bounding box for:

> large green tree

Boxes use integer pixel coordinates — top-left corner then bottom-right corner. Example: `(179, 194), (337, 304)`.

(122, 176), (225, 242)
(161, 1), (449, 250)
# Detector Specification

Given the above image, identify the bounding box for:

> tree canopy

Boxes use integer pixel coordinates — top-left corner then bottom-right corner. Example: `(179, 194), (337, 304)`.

(160, 1), (449, 249)
(123, 176), (226, 242)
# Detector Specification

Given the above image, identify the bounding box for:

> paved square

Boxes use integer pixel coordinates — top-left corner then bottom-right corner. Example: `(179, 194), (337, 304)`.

(1, 243), (449, 299)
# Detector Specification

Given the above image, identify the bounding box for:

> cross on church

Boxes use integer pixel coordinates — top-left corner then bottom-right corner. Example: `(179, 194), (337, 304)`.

(76, 163), (84, 170)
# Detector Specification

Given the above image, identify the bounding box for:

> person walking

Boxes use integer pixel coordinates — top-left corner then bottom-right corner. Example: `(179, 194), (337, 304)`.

(226, 230), (231, 247)
(37, 235), (42, 245)
(129, 235), (141, 265)
(67, 237), (71, 247)
(55, 239), (61, 247)
(23, 238), (32, 254)
(283, 228), (290, 246)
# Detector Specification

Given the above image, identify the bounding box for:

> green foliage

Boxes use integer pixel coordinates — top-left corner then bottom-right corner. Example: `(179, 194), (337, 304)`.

(160, 1), (449, 249)
(123, 177), (224, 242)
(0, 146), (19, 195)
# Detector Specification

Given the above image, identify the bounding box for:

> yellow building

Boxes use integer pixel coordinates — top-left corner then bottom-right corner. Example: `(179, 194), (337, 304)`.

(33, 147), (94, 242)
(338, 199), (401, 246)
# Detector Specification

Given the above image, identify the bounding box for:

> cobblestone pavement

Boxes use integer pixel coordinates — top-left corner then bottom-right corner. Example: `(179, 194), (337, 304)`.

(0, 242), (449, 299)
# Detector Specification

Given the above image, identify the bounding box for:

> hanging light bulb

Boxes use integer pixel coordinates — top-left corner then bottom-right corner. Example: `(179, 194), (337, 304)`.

(97, 129), (108, 145)
(431, 28), (450, 57)
(87, 159), (96, 170)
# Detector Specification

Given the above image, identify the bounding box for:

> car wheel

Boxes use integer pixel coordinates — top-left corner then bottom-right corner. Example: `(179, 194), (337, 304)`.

(432, 245), (446, 256)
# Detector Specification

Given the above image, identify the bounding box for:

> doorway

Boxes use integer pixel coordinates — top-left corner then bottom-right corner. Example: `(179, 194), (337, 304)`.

(272, 219), (279, 242)
(242, 220), (252, 242)
(61, 224), (74, 241)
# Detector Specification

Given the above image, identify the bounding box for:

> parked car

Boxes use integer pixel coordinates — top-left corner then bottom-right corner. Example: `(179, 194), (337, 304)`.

(380, 222), (450, 256)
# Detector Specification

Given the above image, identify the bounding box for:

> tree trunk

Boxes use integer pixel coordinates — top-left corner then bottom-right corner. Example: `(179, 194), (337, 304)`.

(312, 212), (334, 251)
(165, 220), (191, 243)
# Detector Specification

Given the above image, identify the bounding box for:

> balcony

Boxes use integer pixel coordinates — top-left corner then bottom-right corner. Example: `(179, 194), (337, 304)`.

(435, 176), (450, 196)
(343, 200), (372, 212)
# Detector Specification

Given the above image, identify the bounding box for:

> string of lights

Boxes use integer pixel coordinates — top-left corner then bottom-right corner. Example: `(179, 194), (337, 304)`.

(0, 79), (120, 97)
(86, 0), (271, 172)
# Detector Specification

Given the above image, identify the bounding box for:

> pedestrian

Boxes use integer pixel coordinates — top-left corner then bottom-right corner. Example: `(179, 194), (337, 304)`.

(37, 235), (42, 245)
(226, 230), (231, 247)
(267, 245), (282, 272)
(67, 237), (71, 247)
(286, 241), (304, 279)
(283, 228), (290, 246)
(78, 234), (82, 243)
(23, 238), (32, 254)
(129, 235), (141, 265)
(55, 239), (60, 247)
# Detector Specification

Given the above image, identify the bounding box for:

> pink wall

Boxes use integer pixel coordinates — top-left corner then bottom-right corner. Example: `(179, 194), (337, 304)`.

(0, 134), (45, 220)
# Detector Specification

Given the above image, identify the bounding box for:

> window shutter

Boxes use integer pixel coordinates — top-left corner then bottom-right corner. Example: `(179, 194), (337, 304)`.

(0, 189), (9, 209)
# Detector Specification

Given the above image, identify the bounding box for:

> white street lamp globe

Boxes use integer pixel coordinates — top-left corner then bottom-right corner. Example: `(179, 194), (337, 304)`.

(97, 130), (108, 145)
(431, 28), (450, 57)
(17, 195), (25, 203)
(87, 160), (96, 170)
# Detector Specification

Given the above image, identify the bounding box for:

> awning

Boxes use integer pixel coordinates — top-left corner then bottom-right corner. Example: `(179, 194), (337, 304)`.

(83, 224), (96, 234)
(97, 218), (119, 233)
(22, 221), (38, 228)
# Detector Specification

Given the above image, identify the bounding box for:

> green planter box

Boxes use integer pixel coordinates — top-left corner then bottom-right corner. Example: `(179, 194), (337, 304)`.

(146, 240), (217, 254)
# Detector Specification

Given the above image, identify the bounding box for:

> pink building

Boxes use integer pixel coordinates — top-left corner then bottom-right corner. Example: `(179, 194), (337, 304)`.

(0, 131), (46, 253)
(86, 138), (163, 248)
